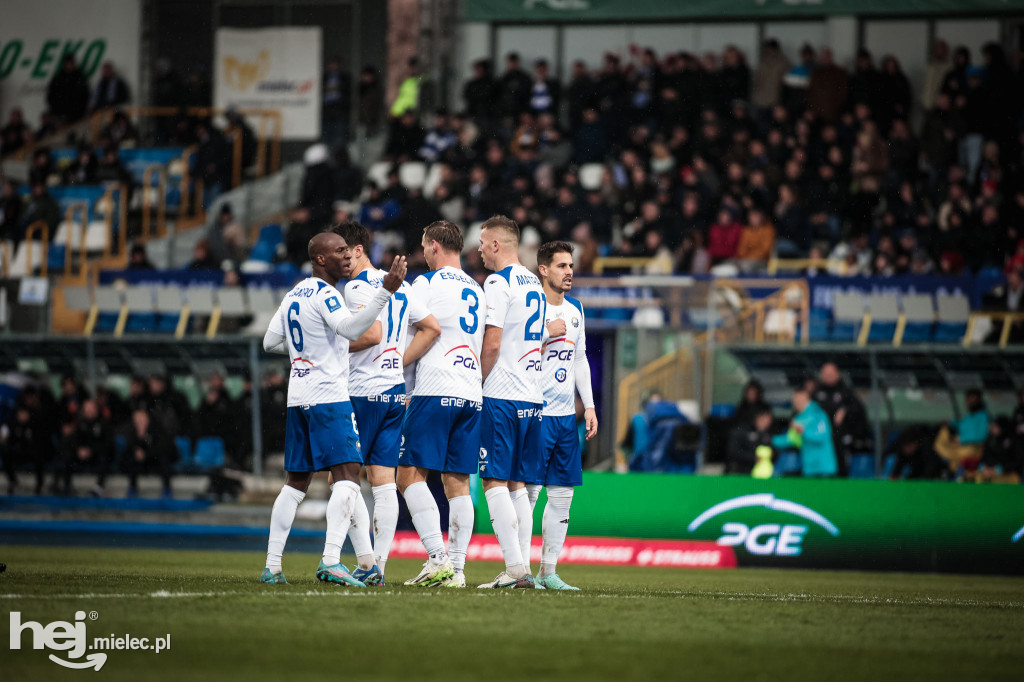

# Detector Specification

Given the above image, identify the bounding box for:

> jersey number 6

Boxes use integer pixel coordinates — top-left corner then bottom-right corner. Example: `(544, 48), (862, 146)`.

(288, 302), (304, 351)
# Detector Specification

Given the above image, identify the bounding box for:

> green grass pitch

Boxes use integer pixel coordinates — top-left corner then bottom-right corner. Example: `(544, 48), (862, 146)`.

(2, 545), (1022, 681)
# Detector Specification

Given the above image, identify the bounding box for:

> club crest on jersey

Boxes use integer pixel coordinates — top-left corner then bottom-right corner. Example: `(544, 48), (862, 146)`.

(325, 296), (341, 313)
(555, 368), (568, 383)
(571, 317), (580, 328)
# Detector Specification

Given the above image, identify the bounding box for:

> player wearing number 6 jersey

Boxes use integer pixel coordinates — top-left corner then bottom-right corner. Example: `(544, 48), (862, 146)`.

(534, 241), (598, 590)
(260, 232), (407, 586)
(397, 220), (485, 588)
(333, 221), (440, 587)
(477, 215), (547, 589)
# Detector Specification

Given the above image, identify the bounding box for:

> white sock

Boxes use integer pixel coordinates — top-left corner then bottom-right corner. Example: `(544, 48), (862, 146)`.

(540, 486), (574, 578)
(510, 488), (534, 572)
(348, 488), (375, 570)
(404, 481), (446, 561)
(371, 483), (399, 573)
(447, 495), (474, 574)
(323, 480), (360, 566)
(266, 485), (305, 573)
(526, 483), (542, 511)
(484, 486), (525, 577)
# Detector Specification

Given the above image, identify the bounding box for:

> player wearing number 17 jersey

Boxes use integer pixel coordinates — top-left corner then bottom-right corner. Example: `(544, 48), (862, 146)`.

(333, 221), (440, 587)
(397, 220), (485, 588)
(477, 215), (547, 589)
(260, 232), (406, 587)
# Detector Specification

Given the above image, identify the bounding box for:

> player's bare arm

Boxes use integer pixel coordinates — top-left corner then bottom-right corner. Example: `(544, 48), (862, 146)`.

(403, 314), (441, 367)
(481, 325), (502, 381)
(349, 321), (383, 353)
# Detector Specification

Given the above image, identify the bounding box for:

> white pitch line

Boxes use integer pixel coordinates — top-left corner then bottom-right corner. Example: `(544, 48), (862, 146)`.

(1, 590), (1021, 609)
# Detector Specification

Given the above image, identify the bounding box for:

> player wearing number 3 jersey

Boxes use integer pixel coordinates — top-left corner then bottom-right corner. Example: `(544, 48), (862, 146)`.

(397, 220), (485, 588)
(260, 231), (407, 587)
(477, 215), (547, 589)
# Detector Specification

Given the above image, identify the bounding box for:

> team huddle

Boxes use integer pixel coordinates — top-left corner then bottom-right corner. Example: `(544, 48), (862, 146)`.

(260, 215), (597, 590)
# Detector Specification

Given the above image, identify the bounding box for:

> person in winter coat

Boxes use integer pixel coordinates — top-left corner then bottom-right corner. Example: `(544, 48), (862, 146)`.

(772, 389), (838, 477)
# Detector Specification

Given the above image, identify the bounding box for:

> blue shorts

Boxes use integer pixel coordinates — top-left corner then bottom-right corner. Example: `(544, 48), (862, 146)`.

(350, 384), (406, 468)
(398, 396), (481, 475)
(479, 398), (543, 483)
(540, 414), (583, 487)
(285, 402), (362, 473)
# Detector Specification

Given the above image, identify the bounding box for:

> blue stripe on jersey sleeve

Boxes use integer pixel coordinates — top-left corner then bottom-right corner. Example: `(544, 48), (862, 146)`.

(316, 281), (327, 291)
(355, 270), (371, 283)
(565, 295), (584, 317)
(422, 269), (440, 282)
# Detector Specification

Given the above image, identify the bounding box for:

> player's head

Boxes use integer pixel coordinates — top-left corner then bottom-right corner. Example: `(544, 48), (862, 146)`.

(478, 215), (520, 271)
(331, 220), (371, 274)
(537, 240), (574, 293)
(422, 220), (463, 270)
(308, 231), (351, 283)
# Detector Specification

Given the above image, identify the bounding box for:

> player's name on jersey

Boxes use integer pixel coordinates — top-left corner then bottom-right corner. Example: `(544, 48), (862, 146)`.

(434, 269), (477, 286)
(515, 272), (541, 286)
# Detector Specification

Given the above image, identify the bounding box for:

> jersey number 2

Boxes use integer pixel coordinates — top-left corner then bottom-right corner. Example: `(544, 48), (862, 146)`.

(524, 291), (544, 341)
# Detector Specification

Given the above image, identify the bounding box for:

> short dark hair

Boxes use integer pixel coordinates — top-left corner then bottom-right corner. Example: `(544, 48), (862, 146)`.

(332, 220), (371, 251)
(480, 214), (520, 245)
(423, 220), (463, 254)
(537, 240), (574, 268)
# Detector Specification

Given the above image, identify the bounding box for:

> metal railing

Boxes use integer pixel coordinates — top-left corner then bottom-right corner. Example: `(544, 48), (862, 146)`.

(141, 163), (168, 241)
(24, 221), (49, 277)
(62, 202), (89, 279)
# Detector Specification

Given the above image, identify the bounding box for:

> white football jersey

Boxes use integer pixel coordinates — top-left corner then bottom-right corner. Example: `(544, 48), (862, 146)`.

(344, 267), (429, 397)
(483, 264), (547, 403)
(267, 277), (354, 407)
(541, 296), (590, 417)
(409, 266), (485, 402)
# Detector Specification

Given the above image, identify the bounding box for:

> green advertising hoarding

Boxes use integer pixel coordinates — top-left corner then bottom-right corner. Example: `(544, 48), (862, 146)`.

(465, 0), (1021, 22)
(489, 474), (1024, 574)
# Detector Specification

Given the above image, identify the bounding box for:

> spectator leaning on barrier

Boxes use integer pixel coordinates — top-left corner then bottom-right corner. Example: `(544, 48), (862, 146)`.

(934, 388), (990, 474)
(772, 388), (838, 478)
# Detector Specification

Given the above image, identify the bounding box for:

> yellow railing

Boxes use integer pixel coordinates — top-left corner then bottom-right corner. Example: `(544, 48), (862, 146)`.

(100, 182), (129, 260)
(768, 257), (849, 276)
(142, 164), (168, 241)
(963, 312), (1024, 349)
(62, 202), (89, 279)
(24, 221), (49, 277)
(592, 257), (654, 275)
(0, 241), (9, 277)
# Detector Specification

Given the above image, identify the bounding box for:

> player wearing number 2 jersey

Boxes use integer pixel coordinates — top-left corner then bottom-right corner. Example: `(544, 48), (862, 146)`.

(260, 231), (406, 587)
(397, 220), (485, 588)
(477, 215), (547, 589)
(333, 221), (440, 587)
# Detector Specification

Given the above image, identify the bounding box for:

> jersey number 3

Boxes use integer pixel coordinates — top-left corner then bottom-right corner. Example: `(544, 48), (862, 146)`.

(460, 288), (479, 334)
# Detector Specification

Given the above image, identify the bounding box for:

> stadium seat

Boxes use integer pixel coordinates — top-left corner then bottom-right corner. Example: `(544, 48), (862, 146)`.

(174, 437), (193, 470)
(848, 454), (876, 479)
(423, 162), (444, 198)
(366, 161), (391, 188)
(9, 241), (45, 277)
(865, 294), (899, 343)
(193, 437), (226, 470)
(934, 293), (969, 343)
(93, 286), (124, 334)
(899, 294), (935, 344)
(258, 224), (284, 245)
(808, 308), (832, 341)
(831, 292), (865, 342)
(123, 286), (157, 334)
(154, 286), (185, 334)
(247, 287), (277, 313)
(398, 162), (427, 189)
(184, 287), (216, 335)
(240, 259), (273, 273)
(709, 403), (736, 419)
(579, 163), (605, 190)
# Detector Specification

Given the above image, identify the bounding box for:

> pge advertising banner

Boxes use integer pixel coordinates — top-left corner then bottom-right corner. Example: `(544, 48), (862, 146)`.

(0, 0), (141, 125)
(214, 27), (321, 140)
(505, 474), (1024, 575)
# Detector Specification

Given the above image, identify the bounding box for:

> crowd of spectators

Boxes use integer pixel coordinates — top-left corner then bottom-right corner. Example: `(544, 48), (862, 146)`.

(278, 40), (1024, 284)
(0, 368), (289, 498)
(723, 362), (1024, 483)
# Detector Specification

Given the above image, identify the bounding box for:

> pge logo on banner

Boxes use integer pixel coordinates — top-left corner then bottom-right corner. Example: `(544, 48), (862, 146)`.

(10, 610), (171, 671)
(687, 493), (840, 556)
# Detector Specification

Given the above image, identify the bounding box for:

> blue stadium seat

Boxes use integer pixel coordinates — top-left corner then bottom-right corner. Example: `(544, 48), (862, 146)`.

(259, 224), (284, 245)
(250, 241), (276, 263)
(118, 148), (186, 185)
(174, 437), (193, 473)
(881, 453), (902, 479)
(849, 454), (876, 479)
(193, 437), (226, 470)
(808, 308), (832, 341)
(709, 403), (736, 419)
(47, 244), (66, 270)
(774, 451), (801, 476)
